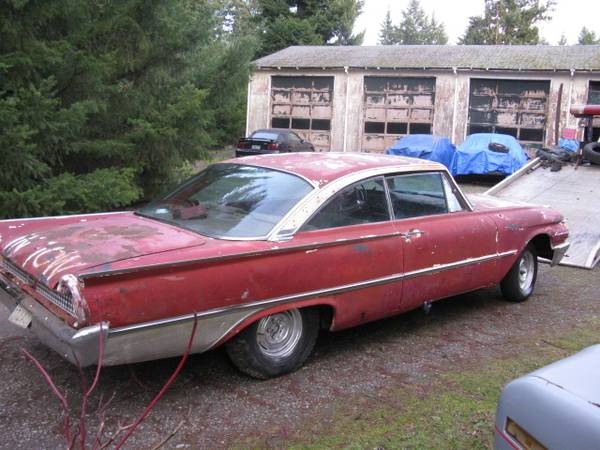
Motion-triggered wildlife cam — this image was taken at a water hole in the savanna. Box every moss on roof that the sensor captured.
[254,45,600,71]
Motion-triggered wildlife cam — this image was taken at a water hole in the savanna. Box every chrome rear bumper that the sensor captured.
[0,273,105,366]
[1,272,260,367]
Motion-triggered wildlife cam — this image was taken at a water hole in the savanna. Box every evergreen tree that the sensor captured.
[0,0,257,218]
[427,15,449,45]
[578,27,600,44]
[557,34,567,45]
[377,0,448,45]
[378,9,396,45]
[257,0,364,56]
[459,0,554,45]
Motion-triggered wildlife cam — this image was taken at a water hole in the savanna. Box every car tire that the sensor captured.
[583,142,600,165]
[500,244,538,302]
[225,307,319,379]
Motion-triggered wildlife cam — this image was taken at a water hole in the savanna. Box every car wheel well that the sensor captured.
[315,304,334,330]
[530,234,553,260]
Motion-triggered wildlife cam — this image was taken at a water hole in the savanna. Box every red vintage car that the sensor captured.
[0,153,569,379]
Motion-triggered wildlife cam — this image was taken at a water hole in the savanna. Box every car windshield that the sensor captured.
[136,163,313,239]
[251,131,280,141]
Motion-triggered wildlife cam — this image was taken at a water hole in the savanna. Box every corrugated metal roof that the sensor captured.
[253,45,600,71]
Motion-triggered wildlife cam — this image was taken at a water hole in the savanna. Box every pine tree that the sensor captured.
[428,15,449,45]
[257,0,364,56]
[379,9,396,45]
[378,0,448,45]
[557,34,567,45]
[0,0,257,218]
[578,27,600,44]
[459,0,555,45]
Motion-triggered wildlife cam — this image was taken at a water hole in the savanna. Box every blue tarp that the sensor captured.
[385,134,456,169]
[559,138,579,152]
[450,133,528,176]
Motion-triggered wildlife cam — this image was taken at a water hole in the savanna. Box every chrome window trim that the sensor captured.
[107,249,517,338]
[268,164,442,240]
[269,166,472,240]
[441,169,474,211]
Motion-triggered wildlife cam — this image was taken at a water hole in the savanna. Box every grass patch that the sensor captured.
[239,321,600,449]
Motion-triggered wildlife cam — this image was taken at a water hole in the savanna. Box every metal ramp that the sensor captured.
[486,158,600,269]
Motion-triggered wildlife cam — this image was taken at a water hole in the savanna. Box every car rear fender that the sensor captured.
[214,299,336,347]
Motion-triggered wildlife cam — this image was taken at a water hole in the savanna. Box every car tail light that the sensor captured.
[267,142,279,151]
[236,140,245,149]
[506,418,546,450]
[58,274,89,325]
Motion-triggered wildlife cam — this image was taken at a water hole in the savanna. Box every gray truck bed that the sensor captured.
[486,158,600,269]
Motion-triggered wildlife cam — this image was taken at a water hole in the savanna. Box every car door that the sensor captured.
[385,171,499,310]
[287,175,405,329]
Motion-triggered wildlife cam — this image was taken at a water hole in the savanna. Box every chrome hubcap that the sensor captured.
[518,251,535,291]
[256,309,303,359]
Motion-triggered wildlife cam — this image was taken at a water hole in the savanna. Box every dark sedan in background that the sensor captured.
[236,129,315,157]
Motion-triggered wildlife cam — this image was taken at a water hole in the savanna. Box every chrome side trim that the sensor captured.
[80,232,402,279]
[2,249,518,366]
[108,249,517,338]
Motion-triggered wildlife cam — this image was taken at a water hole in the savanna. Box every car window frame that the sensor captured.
[383,170,469,221]
[270,168,474,241]
[440,172,468,213]
[135,162,318,241]
[298,175,394,233]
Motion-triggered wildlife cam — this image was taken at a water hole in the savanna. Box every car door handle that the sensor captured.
[400,229,425,239]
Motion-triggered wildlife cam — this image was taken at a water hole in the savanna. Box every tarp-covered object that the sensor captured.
[386,135,456,169]
[450,133,528,176]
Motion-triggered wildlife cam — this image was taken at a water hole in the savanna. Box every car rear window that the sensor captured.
[251,131,280,141]
[137,164,313,239]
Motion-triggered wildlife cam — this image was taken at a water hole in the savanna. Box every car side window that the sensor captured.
[386,172,448,219]
[288,132,301,143]
[301,177,390,231]
[442,174,465,213]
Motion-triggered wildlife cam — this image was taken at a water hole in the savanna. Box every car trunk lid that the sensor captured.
[0,212,205,287]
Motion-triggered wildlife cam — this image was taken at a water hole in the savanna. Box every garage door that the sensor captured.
[270,76,333,152]
[468,79,550,144]
[362,76,436,153]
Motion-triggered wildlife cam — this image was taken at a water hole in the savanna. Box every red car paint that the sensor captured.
[0,153,569,366]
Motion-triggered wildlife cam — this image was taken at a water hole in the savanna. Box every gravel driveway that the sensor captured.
[1,262,598,449]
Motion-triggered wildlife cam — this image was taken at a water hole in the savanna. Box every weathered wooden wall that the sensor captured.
[247,68,599,152]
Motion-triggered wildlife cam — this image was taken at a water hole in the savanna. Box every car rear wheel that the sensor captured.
[500,244,538,302]
[225,308,319,379]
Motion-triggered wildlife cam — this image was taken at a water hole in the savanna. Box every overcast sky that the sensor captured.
[355,0,600,45]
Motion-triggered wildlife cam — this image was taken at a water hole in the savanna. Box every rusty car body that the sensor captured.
[0,153,570,378]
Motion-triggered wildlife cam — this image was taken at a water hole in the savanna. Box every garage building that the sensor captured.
[247,45,600,152]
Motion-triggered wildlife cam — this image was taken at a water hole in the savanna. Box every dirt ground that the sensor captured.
[0,178,597,449]
[1,258,598,449]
